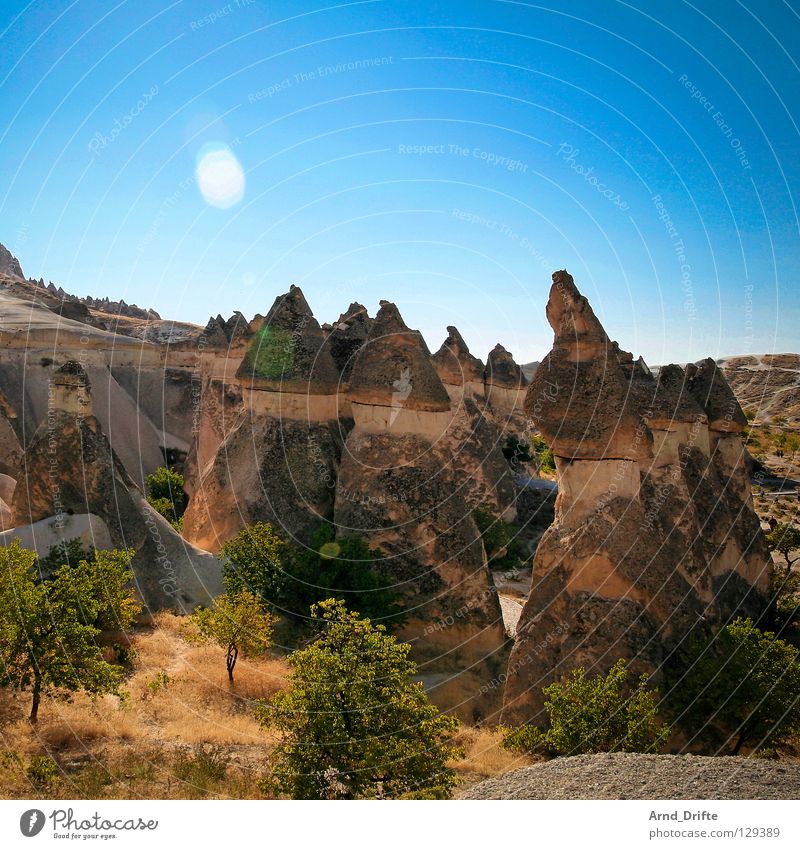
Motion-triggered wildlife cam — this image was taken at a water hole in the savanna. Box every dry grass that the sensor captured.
[0,613,523,799]
[0,613,289,799]
[451,725,538,795]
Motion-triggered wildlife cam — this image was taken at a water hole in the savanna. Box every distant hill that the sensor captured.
[718,354,800,424]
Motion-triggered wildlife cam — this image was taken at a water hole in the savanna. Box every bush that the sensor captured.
[502,434,533,467]
[473,508,526,571]
[282,523,403,626]
[220,522,294,606]
[26,755,58,789]
[36,537,94,578]
[145,467,187,528]
[670,617,800,754]
[531,433,556,474]
[172,745,229,785]
[502,659,667,756]
[221,522,404,628]
[257,599,462,799]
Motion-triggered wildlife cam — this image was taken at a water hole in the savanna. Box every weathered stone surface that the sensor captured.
[325,302,372,379]
[502,271,771,726]
[10,362,221,610]
[182,413,345,552]
[334,429,509,721]
[485,343,527,389]
[525,272,648,460]
[687,357,748,433]
[236,285,340,394]
[347,301,451,412]
[0,243,24,279]
[433,326,485,387]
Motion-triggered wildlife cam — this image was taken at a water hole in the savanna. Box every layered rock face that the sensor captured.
[0,243,24,279]
[323,302,372,379]
[11,362,221,610]
[335,303,508,721]
[484,343,528,417]
[432,326,517,518]
[182,286,344,551]
[502,271,771,725]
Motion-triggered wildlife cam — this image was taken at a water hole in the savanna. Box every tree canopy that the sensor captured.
[257,599,462,799]
[0,541,141,721]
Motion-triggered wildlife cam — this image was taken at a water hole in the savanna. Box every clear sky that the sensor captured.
[1,0,798,365]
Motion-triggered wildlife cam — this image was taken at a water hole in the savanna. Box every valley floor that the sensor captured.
[0,613,530,800]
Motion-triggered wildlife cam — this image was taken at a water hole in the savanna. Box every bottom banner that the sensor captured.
[0,800,796,848]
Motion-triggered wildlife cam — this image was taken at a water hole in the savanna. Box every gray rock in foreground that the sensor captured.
[462,753,800,800]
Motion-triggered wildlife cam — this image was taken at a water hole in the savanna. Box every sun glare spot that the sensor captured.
[195,143,245,208]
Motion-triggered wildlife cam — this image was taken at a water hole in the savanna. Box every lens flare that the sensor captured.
[195,143,244,208]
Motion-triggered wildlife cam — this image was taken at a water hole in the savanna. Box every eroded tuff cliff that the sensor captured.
[182,286,345,551]
[10,362,221,610]
[335,301,509,721]
[501,270,771,725]
[432,326,517,518]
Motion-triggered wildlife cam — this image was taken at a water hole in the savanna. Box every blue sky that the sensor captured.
[1,0,798,364]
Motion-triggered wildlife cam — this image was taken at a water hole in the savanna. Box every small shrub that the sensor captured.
[530,433,556,474]
[36,537,95,578]
[502,659,667,756]
[502,434,533,467]
[142,671,172,699]
[473,508,526,571]
[146,467,187,527]
[172,745,229,784]
[26,755,59,788]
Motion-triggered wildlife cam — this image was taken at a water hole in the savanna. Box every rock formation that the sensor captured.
[501,270,771,725]
[432,326,517,518]
[11,362,221,610]
[324,302,372,379]
[0,243,24,279]
[182,286,344,551]
[484,343,528,417]
[334,302,509,721]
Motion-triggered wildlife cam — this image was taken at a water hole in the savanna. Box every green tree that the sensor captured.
[0,541,141,722]
[502,434,533,468]
[182,591,274,683]
[766,523,800,572]
[283,524,403,626]
[36,537,94,578]
[257,599,462,799]
[671,618,800,754]
[531,433,556,474]
[219,522,294,606]
[765,523,800,631]
[502,659,667,756]
[145,466,187,527]
[473,507,526,571]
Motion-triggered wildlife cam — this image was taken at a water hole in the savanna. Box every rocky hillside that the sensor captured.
[719,354,800,424]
